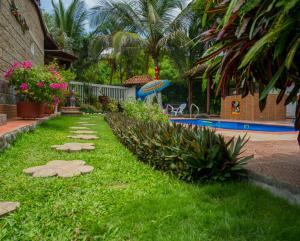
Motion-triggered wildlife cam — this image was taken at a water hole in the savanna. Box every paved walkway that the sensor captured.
[0,119,37,136]
[0,116,55,136]
[218,129,300,189]
[244,140,300,188]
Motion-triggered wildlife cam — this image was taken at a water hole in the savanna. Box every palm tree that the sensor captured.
[91,0,187,79]
[165,0,206,110]
[49,0,87,50]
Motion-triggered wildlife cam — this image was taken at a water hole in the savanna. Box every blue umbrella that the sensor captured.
[137,80,171,98]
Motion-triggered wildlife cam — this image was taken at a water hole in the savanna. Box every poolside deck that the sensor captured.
[172,117,300,203]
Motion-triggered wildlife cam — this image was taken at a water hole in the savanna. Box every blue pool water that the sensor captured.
[171,119,296,132]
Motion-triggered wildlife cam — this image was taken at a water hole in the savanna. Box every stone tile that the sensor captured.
[71,130,96,134]
[81,124,96,126]
[23,160,94,178]
[0,202,20,217]
[51,143,95,152]
[69,126,89,130]
[67,135,99,140]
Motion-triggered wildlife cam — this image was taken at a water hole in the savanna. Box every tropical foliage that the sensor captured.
[122,99,168,122]
[91,0,189,78]
[106,113,251,181]
[194,0,300,141]
[44,0,87,51]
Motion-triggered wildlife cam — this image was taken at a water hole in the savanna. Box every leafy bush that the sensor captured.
[80,104,101,113]
[123,99,168,123]
[105,113,251,181]
[107,99,119,113]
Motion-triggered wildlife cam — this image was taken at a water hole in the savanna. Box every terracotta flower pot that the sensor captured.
[17,101,45,119]
[44,104,55,115]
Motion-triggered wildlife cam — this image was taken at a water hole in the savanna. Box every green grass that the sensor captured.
[0,116,299,241]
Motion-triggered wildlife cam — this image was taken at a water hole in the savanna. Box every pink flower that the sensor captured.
[49,83,61,89]
[22,61,32,69]
[4,68,14,79]
[4,62,22,79]
[12,62,21,69]
[20,83,28,90]
[36,82,45,88]
[48,65,56,72]
[60,82,68,89]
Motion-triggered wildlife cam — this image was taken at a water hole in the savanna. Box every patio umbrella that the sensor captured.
[137,80,171,98]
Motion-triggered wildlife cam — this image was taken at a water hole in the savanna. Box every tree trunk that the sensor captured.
[144,52,149,74]
[296,96,300,145]
[187,78,193,111]
[154,57,160,80]
[207,77,211,115]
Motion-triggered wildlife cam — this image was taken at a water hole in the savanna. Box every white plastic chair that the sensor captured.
[168,103,187,116]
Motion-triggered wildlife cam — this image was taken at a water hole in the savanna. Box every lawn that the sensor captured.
[0,116,300,241]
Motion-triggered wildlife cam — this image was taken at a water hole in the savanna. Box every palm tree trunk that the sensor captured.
[187,78,193,110]
[144,52,149,74]
[207,77,211,115]
[154,57,160,80]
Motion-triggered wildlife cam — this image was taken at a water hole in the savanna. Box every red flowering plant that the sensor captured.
[4,61,68,104]
[4,61,51,103]
[47,64,69,107]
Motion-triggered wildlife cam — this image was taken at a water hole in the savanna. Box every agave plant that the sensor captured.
[194,0,300,143]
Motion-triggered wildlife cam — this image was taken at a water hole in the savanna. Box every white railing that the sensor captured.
[69,81,136,104]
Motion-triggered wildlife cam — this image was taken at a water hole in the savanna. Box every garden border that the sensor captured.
[0,113,60,151]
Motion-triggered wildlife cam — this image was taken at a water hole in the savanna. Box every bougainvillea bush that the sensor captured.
[4,61,68,104]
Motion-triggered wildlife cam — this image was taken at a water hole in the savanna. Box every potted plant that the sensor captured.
[4,61,67,118]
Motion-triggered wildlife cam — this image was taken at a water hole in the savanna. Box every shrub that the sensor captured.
[122,99,168,123]
[80,104,101,113]
[105,113,251,181]
[107,99,119,113]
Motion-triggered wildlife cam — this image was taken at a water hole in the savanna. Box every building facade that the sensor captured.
[0,0,44,118]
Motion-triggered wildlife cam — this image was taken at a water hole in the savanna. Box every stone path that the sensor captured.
[81,124,96,126]
[24,160,94,178]
[67,135,99,140]
[52,143,95,152]
[70,126,89,130]
[71,130,96,134]
[0,202,20,217]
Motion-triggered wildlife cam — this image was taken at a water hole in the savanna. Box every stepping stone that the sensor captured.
[81,124,96,126]
[70,126,89,130]
[71,130,96,134]
[0,202,20,217]
[52,143,95,152]
[23,160,94,178]
[76,122,89,124]
[67,135,99,140]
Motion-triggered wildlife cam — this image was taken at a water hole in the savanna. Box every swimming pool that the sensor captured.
[171,119,296,132]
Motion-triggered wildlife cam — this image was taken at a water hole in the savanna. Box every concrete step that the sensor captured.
[0,114,7,126]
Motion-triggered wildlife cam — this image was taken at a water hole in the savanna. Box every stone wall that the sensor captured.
[0,0,44,118]
[221,93,286,121]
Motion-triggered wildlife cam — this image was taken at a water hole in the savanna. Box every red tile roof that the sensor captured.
[124,75,153,86]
